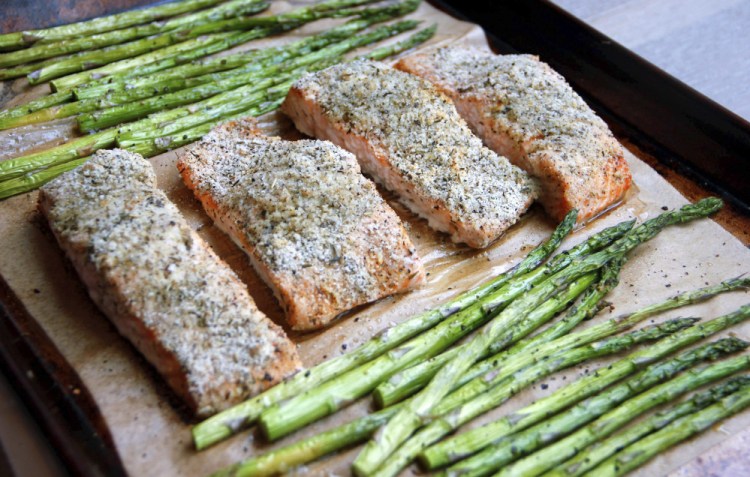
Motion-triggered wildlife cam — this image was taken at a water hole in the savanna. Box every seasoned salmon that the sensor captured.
[395,46,632,223]
[176,119,425,331]
[39,149,301,417]
[281,60,538,249]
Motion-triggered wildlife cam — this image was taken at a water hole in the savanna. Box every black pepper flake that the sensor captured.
[263,372,273,382]
[540,383,548,390]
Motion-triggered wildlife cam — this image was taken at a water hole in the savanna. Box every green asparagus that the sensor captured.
[547,375,750,477]
[77,20,418,132]
[373,318,700,477]
[353,199,725,476]
[424,303,750,470]
[373,258,623,408]
[44,0,393,89]
[0,0,224,50]
[493,343,750,477]
[0,0,269,68]
[583,381,750,476]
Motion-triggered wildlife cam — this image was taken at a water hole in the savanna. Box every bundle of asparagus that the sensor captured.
[192,199,749,477]
[0,0,433,200]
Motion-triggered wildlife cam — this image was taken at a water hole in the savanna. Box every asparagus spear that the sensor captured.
[0,96,123,131]
[104,16,416,105]
[0,156,88,200]
[372,318,699,477]
[125,24,439,157]
[43,0,389,89]
[374,258,623,408]
[190,208,578,451]
[0,0,224,50]
[0,0,269,67]
[30,31,234,86]
[211,404,406,477]
[584,382,750,477]
[0,91,75,127]
[548,375,750,477]
[424,303,750,471]
[352,200,725,476]
[213,319,692,477]
[1,13,411,131]
[77,20,419,132]
[72,14,393,101]
[492,343,750,477]
[374,269,603,407]
[0,129,117,184]
[0,54,76,80]
[432,275,750,422]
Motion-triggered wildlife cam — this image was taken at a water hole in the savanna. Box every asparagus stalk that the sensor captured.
[0,156,88,200]
[0,129,117,183]
[214,319,692,477]
[44,0,389,89]
[374,258,622,408]
[424,303,750,470]
[190,209,578,451]
[78,20,419,132]
[0,91,75,127]
[352,200,724,475]
[31,31,235,86]
[492,343,750,477]
[2,13,411,131]
[0,0,224,50]
[374,270,602,407]
[125,24,439,157]
[72,14,393,101]
[373,318,699,477]
[104,16,415,105]
[548,375,750,477]
[584,382,750,477]
[211,404,406,477]
[431,275,750,422]
[0,96,123,131]
[0,54,77,80]
[0,0,269,68]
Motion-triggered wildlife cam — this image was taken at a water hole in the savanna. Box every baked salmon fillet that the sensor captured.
[176,119,425,331]
[39,149,301,417]
[395,46,632,223]
[281,60,538,249]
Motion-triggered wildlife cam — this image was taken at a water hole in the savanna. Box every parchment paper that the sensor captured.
[1,2,749,476]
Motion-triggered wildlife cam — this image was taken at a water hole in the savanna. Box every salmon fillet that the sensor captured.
[176,119,425,331]
[395,46,632,223]
[281,60,538,249]
[39,149,301,417]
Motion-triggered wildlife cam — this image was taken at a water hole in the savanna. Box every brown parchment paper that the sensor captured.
[1,2,749,476]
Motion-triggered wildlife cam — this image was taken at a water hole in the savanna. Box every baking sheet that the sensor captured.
[1,1,749,475]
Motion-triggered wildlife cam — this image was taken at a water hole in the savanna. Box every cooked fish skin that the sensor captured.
[39,149,301,417]
[177,119,425,331]
[395,46,632,223]
[281,60,538,249]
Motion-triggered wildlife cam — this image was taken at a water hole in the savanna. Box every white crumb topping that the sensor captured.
[293,60,538,235]
[41,149,294,414]
[420,47,622,172]
[181,131,421,300]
